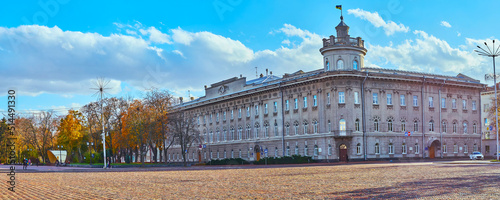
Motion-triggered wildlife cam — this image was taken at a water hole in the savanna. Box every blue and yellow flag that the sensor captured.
[336,5,342,10]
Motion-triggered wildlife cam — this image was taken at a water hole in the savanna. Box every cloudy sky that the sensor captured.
[0,0,498,116]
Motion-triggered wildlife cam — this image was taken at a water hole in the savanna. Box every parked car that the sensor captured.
[469,152,484,160]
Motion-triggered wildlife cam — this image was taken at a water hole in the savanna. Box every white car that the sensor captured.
[469,152,484,160]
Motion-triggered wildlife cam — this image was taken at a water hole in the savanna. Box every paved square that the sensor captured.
[2,162,499,199]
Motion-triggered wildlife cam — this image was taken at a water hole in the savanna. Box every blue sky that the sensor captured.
[0,0,498,116]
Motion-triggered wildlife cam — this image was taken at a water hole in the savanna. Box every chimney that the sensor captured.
[204,85,207,89]
[240,74,242,78]
[270,71,273,75]
[260,73,264,78]
[179,97,183,103]
[190,97,195,101]
[266,68,268,76]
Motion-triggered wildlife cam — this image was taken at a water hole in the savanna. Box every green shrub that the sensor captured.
[254,155,315,165]
[206,158,250,165]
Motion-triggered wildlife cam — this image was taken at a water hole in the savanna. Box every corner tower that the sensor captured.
[320,15,367,71]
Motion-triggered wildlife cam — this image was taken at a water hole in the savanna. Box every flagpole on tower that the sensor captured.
[336,5,343,20]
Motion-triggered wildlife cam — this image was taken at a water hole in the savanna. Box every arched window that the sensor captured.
[339,119,346,135]
[401,120,406,132]
[246,124,251,139]
[274,121,279,137]
[356,143,361,154]
[314,145,319,156]
[414,120,419,132]
[328,144,332,155]
[285,122,290,136]
[472,123,477,134]
[402,143,407,154]
[388,143,394,154]
[388,119,393,132]
[294,121,299,135]
[303,120,309,134]
[263,121,269,137]
[328,120,332,132]
[429,120,434,132]
[326,59,330,70]
[452,121,457,133]
[374,119,379,132]
[375,143,380,154]
[355,119,360,132]
[463,122,468,134]
[337,59,344,70]
[238,126,243,140]
[313,120,319,134]
[353,60,358,70]
[254,122,260,138]
[453,143,458,153]
[295,145,299,155]
[442,121,447,133]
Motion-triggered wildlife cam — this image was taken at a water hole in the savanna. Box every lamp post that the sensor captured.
[476,40,500,161]
[57,145,63,165]
[87,142,94,165]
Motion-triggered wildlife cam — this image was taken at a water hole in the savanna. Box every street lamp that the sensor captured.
[87,142,94,165]
[57,145,63,166]
[476,40,500,161]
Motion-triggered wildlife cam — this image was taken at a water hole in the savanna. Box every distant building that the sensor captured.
[480,85,499,157]
[167,16,484,162]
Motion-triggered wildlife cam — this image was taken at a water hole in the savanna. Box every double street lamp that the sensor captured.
[57,145,63,165]
[87,142,94,165]
[476,40,500,161]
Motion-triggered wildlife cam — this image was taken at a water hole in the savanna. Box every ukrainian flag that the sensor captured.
[336,5,342,10]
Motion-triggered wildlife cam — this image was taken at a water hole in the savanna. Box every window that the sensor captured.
[453,121,457,133]
[313,120,318,133]
[197,116,200,125]
[238,108,242,118]
[486,145,490,154]
[273,102,278,113]
[286,146,290,156]
[264,123,269,137]
[216,130,220,142]
[413,96,418,106]
[414,120,419,132]
[246,107,250,117]
[473,123,477,134]
[294,98,298,109]
[464,144,468,153]
[339,92,345,103]
[239,149,242,158]
[454,144,458,153]
[230,128,235,140]
[373,93,379,104]
[442,121,447,133]
[326,59,330,70]
[285,100,289,111]
[328,144,332,155]
[402,143,407,154]
[327,93,331,105]
[231,110,234,120]
[355,119,360,132]
[304,145,308,156]
[388,143,394,154]
[337,59,344,69]
[246,125,251,139]
[223,111,226,121]
[254,123,259,138]
[303,121,309,134]
[472,100,476,110]
[210,114,213,123]
[373,119,379,132]
[255,105,259,116]
[429,97,433,108]
[463,122,467,134]
[484,118,488,126]
[452,99,457,109]
[441,98,446,108]
[353,60,358,70]
[443,144,447,153]
[354,92,359,104]
[375,143,380,154]
[400,95,406,106]
[462,100,467,109]
[388,119,393,132]
[401,120,406,132]
[264,104,268,114]
[429,120,434,132]
[356,143,361,154]
[294,121,299,135]
[231,150,234,158]
[203,115,206,124]
[295,146,299,155]
[415,143,419,154]
[313,95,317,106]
[274,122,279,137]
[387,94,392,105]
[314,145,319,156]
[285,123,290,136]
[238,127,242,140]
[339,119,346,135]
[223,130,227,141]
[274,147,278,158]
[303,97,308,108]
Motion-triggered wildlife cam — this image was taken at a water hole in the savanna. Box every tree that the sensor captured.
[144,89,173,163]
[168,111,200,167]
[14,111,57,163]
[56,110,86,162]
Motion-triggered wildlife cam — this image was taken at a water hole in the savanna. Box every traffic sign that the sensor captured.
[203,144,206,148]
[489,125,494,131]
[264,149,268,154]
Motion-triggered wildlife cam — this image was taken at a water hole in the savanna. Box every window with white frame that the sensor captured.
[239,149,242,158]
[356,143,361,154]
[413,95,418,106]
[373,93,379,104]
[246,107,250,117]
[464,144,468,153]
[238,108,242,118]
[231,150,234,158]
[326,59,330,70]
[387,94,392,105]
[328,144,332,155]
[388,119,393,132]
[254,123,259,138]
[314,145,319,156]
[375,143,380,154]
[443,144,447,153]
[264,103,268,114]
[230,128,235,140]
[223,111,226,121]
[339,119,346,135]
[388,143,394,154]
[294,121,299,135]
[462,100,467,110]
[286,146,290,156]
[313,120,318,133]
[429,97,433,108]
[402,143,407,154]
[400,94,406,106]
[415,143,419,154]
[414,120,419,132]
[327,93,331,105]
[454,144,458,153]
[231,109,234,120]
[328,120,332,132]
[255,105,259,116]
[285,123,290,136]
[210,114,213,123]
[452,99,457,109]
[303,96,307,108]
[401,120,406,132]
[274,122,279,137]
[337,59,344,70]
[238,127,242,140]
[313,95,317,106]
[264,122,269,137]
[285,100,289,111]
[473,123,477,134]
[273,102,278,113]
[354,92,359,104]
[303,121,309,134]
[442,121,447,133]
[453,121,457,133]
[441,98,446,108]
[355,119,360,132]
[294,98,298,109]
[353,60,358,70]
[246,125,251,139]
[339,92,345,104]
[463,122,467,134]
[223,130,227,141]
[374,119,379,132]
[429,120,434,132]
[472,100,476,110]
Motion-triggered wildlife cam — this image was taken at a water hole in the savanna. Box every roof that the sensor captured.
[245,75,281,85]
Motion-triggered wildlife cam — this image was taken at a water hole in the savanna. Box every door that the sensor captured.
[339,144,347,162]
[429,145,435,158]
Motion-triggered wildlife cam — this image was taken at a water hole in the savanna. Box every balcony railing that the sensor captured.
[322,36,364,48]
[330,130,354,137]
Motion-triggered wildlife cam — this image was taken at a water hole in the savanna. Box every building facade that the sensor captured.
[481,86,499,157]
[166,17,484,163]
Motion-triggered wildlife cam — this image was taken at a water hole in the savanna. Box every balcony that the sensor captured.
[322,36,365,48]
[331,130,354,138]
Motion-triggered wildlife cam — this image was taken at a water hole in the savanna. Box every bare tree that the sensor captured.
[168,111,200,166]
[144,89,173,163]
[16,111,58,163]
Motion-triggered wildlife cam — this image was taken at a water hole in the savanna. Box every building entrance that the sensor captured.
[339,144,347,162]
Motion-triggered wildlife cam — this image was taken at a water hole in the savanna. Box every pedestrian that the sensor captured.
[107,157,111,169]
[23,158,27,170]
[28,159,31,166]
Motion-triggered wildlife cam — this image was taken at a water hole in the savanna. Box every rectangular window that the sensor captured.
[354,92,359,104]
[373,93,378,104]
[327,93,331,105]
[197,116,200,125]
[400,95,406,106]
[285,100,289,111]
[216,113,219,122]
[415,144,419,154]
[441,98,446,108]
[264,103,268,114]
[246,107,250,117]
[210,114,213,123]
[313,95,317,106]
[452,99,456,109]
[223,112,226,121]
[464,144,468,153]
[472,100,476,110]
[356,145,361,154]
[484,104,490,112]
[462,100,467,109]
[238,108,242,118]
[303,97,307,108]
[443,144,447,153]
[387,94,392,105]
[413,96,418,106]
[294,98,298,109]
[402,143,407,154]
[231,110,234,119]
[255,105,259,115]
[339,92,345,104]
[485,118,488,126]
[429,97,433,108]
[389,144,394,154]
[375,144,380,154]
[273,102,278,113]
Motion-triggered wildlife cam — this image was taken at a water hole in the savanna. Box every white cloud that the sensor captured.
[348,8,409,36]
[440,21,452,28]
[457,32,461,37]
[139,26,172,44]
[281,39,291,46]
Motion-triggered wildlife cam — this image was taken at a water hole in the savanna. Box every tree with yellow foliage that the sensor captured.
[56,110,86,162]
